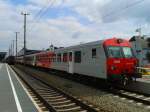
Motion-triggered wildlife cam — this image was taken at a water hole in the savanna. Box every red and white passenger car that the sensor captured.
[16,38,141,85]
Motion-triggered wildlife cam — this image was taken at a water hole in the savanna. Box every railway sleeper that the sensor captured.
[40,93,61,97]
[36,89,55,93]
[50,100,71,105]
[43,95,64,99]
[56,106,81,112]
[122,92,150,100]
[47,97,67,102]
[53,103,76,108]
[40,106,47,110]
[143,97,150,101]
[32,86,49,90]
[31,84,49,88]
[135,95,144,98]
[80,110,87,112]
[51,102,77,108]
[38,91,58,95]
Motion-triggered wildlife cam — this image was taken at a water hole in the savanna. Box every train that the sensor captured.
[15,38,141,86]
[5,56,15,65]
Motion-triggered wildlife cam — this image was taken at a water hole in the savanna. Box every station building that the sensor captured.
[130,36,150,66]
[0,52,6,61]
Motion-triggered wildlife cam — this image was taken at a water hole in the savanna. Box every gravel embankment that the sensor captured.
[15,65,150,112]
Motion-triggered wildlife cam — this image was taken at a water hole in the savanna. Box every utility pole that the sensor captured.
[12,40,15,56]
[11,42,13,56]
[9,46,11,56]
[135,28,142,37]
[21,12,29,62]
[15,32,19,57]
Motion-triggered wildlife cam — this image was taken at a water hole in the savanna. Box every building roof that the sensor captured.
[17,48,42,56]
[130,36,148,49]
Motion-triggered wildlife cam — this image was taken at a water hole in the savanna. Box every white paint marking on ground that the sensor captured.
[8,65,43,112]
[0,63,3,70]
[6,64,23,112]
[0,65,2,70]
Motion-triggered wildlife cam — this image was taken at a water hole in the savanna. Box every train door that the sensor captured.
[68,51,74,74]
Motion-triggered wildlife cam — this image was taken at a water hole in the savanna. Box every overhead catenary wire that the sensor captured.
[103,0,145,19]
[36,0,56,20]
[31,0,53,22]
[28,0,56,33]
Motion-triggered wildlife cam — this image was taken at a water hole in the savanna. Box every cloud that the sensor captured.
[0,0,150,52]
[27,16,102,50]
[28,0,50,6]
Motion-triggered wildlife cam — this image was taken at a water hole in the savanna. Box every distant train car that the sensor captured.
[16,38,140,85]
[24,54,36,66]
[36,51,54,68]
[15,56,23,64]
[6,56,15,65]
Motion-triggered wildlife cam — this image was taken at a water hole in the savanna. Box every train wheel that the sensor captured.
[121,76,128,86]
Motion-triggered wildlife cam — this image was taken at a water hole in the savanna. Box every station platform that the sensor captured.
[124,77,150,95]
[137,75,150,83]
[0,63,38,112]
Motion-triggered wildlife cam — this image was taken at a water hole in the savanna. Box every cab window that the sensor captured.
[107,46,123,58]
[122,47,133,58]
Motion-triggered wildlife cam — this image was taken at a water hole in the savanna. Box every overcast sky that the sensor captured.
[0,0,149,52]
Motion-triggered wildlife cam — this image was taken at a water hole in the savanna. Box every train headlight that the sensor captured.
[111,66,116,70]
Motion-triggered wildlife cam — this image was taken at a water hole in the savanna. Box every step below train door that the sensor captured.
[68,51,74,74]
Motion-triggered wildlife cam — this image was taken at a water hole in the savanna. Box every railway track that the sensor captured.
[110,88,150,107]
[14,65,150,111]
[11,66,101,112]
[43,67,150,107]
[40,67,150,107]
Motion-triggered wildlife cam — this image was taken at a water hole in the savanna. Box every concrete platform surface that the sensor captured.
[0,63,38,112]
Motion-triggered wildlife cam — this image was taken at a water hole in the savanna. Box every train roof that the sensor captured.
[16,37,129,57]
[54,37,128,52]
[55,40,104,52]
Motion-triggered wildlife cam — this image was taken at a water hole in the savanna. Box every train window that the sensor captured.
[92,48,96,58]
[63,53,68,62]
[53,54,56,62]
[69,52,72,61]
[57,54,61,62]
[75,51,81,63]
